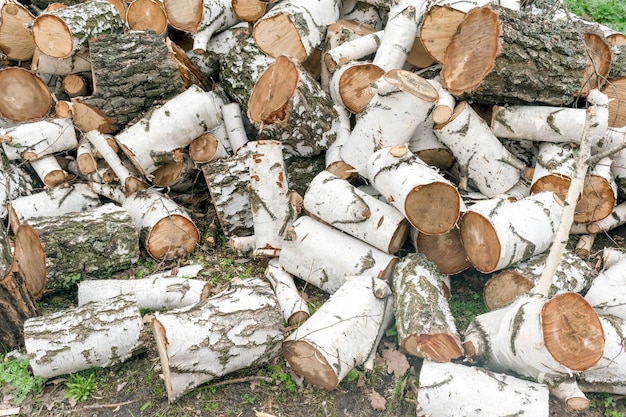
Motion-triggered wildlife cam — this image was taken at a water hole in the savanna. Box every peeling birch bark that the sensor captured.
[152,278,284,403]
[24,294,144,378]
[392,253,463,361]
[77,265,209,309]
[367,144,460,235]
[0,117,77,161]
[417,360,549,417]
[265,258,309,326]
[283,276,393,390]
[459,192,563,273]
[304,170,410,254]
[278,216,398,293]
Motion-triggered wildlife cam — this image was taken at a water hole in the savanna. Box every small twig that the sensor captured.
[82,400,135,409]
[207,375,274,389]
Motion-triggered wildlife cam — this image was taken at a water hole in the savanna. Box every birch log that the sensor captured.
[324,30,383,73]
[304,170,410,254]
[417,360,549,416]
[411,223,471,276]
[24,294,144,378]
[339,69,438,177]
[324,105,357,180]
[30,155,71,189]
[77,265,209,310]
[122,188,199,261]
[248,55,340,157]
[584,254,626,319]
[328,60,385,113]
[31,0,123,59]
[0,117,77,161]
[283,276,394,390]
[116,85,222,178]
[0,0,36,61]
[221,102,247,153]
[31,46,92,75]
[189,129,230,164]
[367,144,461,235]
[602,77,626,128]
[459,192,563,273]
[0,67,53,123]
[265,258,309,326]
[573,201,626,234]
[392,253,463,362]
[463,292,605,381]
[151,278,284,403]
[482,249,595,310]
[0,158,36,219]
[278,216,398,293]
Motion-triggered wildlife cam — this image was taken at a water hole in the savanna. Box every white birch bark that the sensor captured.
[221,102,247,154]
[324,104,356,180]
[29,155,70,189]
[574,233,595,257]
[407,114,455,170]
[76,136,97,174]
[0,117,77,161]
[278,216,398,293]
[584,254,626,319]
[459,191,563,273]
[151,278,284,403]
[265,258,309,326]
[372,5,417,71]
[417,360,549,417]
[327,60,385,113]
[427,77,456,124]
[366,144,461,235]
[191,0,239,55]
[283,276,394,390]
[77,265,208,309]
[304,170,410,254]
[24,294,144,378]
[433,101,524,197]
[115,86,222,178]
[228,234,256,253]
[0,158,36,219]
[324,30,383,73]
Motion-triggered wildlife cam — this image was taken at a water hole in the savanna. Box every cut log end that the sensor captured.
[419,5,467,64]
[601,77,626,128]
[0,68,52,122]
[148,214,200,260]
[459,210,501,273]
[541,292,605,371]
[402,333,464,363]
[32,14,73,58]
[150,318,174,402]
[232,0,266,22]
[282,340,338,390]
[576,175,615,223]
[248,55,298,125]
[483,271,534,311]
[189,133,221,163]
[383,69,439,103]
[253,13,306,61]
[578,33,611,96]
[388,219,411,254]
[13,224,47,299]
[414,227,471,275]
[126,0,167,35]
[337,63,385,114]
[151,161,184,187]
[325,163,357,181]
[405,182,459,235]
[287,311,309,327]
[162,0,202,33]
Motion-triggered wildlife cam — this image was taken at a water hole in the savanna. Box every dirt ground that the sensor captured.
[2,197,626,417]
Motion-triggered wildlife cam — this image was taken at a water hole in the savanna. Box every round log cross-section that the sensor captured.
[0,67,52,122]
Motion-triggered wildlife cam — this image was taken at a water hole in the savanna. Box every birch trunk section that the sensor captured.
[584,255,626,319]
[151,278,284,403]
[24,294,144,378]
[265,258,309,326]
[0,117,77,161]
[283,276,393,390]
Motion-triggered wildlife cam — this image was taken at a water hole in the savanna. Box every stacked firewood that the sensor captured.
[1,0,626,413]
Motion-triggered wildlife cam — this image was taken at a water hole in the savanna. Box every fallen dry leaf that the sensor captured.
[381,347,410,378]
[368,390,386,411]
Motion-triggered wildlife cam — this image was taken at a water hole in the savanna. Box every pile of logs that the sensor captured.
[1,0,626,413]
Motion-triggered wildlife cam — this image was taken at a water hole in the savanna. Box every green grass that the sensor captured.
[0,358,46,405]
[64,370,100,402]
[563,0,626,32]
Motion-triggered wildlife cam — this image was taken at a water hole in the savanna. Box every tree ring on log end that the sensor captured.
[32,14,73,58]
[0,68,52,122]
[419,5,466,64]
[441,6,501,96]
[541,292,604,371]
[575,175,615,223]
[151,161,184,187]
[148,214,199,260]
[601,77,626,128]
[403,333,464,363]
[578,33,611,96]
[415,228,471,275]
[387,218,411,254]
[282,340,338,390]
[248,55,298,126]
[127,0,168,35]
[338,63,384,114]
[459,211,500,273]
[384,69,439,103]
[253,13,306,62]
[404,182,459,235]
[483,271,534,311]
[163,0,202,33]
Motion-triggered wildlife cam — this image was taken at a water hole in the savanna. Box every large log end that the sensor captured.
[402,333,464,362]
[282,340,339,390]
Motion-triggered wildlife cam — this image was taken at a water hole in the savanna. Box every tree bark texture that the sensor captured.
[584,254,626,320]
[0,117,77,161]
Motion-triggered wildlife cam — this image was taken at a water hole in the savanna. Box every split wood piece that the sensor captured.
[324,30,383,73]
[411,224,471,276]
[248,55,340,157]
[602,77,626,128]
[265,258,309,326]
[0,67,53,123]
[252,0,341,62]
[62,73,90,97]
[366,144,460,235]
[126,0,168,36]
[459,192,563,273]
[188,129,230,163]
[464,292,605,381]
[417,360,549,416]
[392,253,463,362]
[483,249,595,311]
[150,153,199,192]
[576,314,626,395]
[166,38,212,91]
[584,254,626,319]
[152,278,284,403]
[248,140,298,257]
[116,85,221,177]
[85,130,149,195]
[201,143,254,237]
[77,265,208,309]
[221,103,246,154]
[550,379,589,411]
[434,101,525,197]
[80,31,186,133]
[0,158,36,219]
[0,1,36,61]
[29,155,71,189]
[28,203,140,292]
[530,143,616,223]
[122,188,199,261]
[407,114,455,170]
[328,60,385,113]
[441,5,589,105]
[278,215,398,293]
[340,69,438,177]
[232,0,266,22]
[11,223,47,302]
[324,104,357,180]
[69,98,117,134]
[218,35,274,112]
[24,294,144,378]
[32,0,123,59]
[0,117,77,161]
[0,224,41,349]
[304,170,410,254]
[283,276,394,390]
